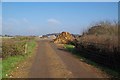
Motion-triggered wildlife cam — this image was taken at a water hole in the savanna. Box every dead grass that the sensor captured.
[77,21,119,53]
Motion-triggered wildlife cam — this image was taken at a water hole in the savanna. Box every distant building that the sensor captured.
[48,35,56,39]
[39,35,42,38]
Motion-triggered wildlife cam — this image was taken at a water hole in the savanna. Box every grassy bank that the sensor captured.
[2,40,36,78]
[0,59,2,79]
[64,44,120,78]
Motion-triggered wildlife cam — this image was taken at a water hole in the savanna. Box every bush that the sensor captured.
[2,38,27,59]
[76,20,119,53]
[74,21,119,72]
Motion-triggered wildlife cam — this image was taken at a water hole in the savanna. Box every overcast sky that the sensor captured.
[2,2,118,36]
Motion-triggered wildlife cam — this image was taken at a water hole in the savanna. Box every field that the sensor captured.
[2,37,36,78]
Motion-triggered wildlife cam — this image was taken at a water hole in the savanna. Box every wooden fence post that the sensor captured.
[25,43,27,54]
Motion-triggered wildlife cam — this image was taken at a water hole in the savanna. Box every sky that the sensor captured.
[1,0,120,2]
[0,2,2,35]
[2,2,118,36]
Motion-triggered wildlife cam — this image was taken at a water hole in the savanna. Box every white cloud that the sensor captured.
[47,18,61,26]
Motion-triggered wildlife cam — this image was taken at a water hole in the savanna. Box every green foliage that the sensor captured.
[64,44,75,52]
[27,40,36,55]
[0,59,2,79]
[64,44,75,49]
[2,55,25,78]
[2,40,36,78]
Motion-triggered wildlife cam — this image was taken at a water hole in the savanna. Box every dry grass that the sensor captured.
[77,21,119,53]
[2,37,35,59]
[2,39,26,59]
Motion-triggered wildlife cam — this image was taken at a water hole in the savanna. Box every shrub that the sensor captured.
[2,38,27,59]
[76,20,119,53]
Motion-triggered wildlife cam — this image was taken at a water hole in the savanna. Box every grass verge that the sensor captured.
[64,44,120,78]
[0,59,2,79]
[2,40,36,78]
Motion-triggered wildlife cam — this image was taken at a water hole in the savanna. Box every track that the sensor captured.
[10,39,107,78]
[28,40,106,78]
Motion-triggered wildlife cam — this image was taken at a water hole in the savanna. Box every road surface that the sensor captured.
[10,39,107,78]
